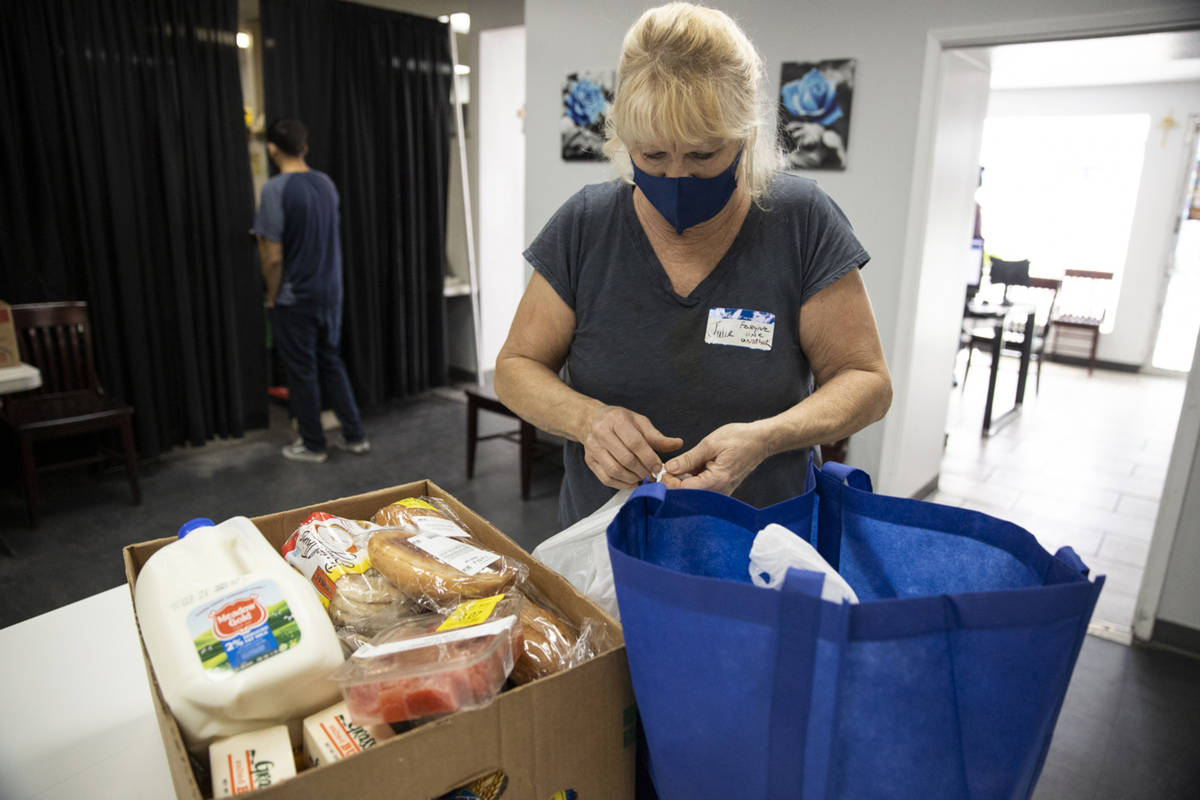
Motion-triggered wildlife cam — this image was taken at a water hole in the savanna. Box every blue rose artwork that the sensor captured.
[562,70,615,161]
[778,58,856,170]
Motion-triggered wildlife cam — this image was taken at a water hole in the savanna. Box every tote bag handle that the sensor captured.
[815,461,873,571]
[820,461,873,492]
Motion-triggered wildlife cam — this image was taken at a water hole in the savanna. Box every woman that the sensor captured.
[495,3,891,527]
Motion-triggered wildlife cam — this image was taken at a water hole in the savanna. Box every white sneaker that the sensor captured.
[334,437,371,455]
[281,440,328,463]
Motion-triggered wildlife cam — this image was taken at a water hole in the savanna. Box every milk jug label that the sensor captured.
[188,580,299,678]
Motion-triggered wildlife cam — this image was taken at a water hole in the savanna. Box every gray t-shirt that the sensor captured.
[524,173,870,527]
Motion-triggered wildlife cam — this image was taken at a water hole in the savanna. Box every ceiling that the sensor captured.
[961,29,1200,90]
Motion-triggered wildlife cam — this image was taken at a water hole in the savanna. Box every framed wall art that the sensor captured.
[562,70,614,161]
[778,59,856,170]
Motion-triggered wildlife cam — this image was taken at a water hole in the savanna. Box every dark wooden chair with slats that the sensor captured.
[2,302,140,526]
[1048,270,1114,375]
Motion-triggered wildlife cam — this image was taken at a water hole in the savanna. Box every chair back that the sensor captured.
[996,277,1060,338]
[986,257,1031,304]
[1026,277,1061,335]
[1055,269,1114,326]
[10,302,102,395]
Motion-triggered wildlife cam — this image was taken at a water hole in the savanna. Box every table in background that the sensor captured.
[963,301,1037,437]
[0,586,174,799]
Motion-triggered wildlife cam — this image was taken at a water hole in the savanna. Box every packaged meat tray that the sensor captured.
[329,594,525,725]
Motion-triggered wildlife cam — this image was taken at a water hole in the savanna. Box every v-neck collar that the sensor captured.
[621,183,761,307]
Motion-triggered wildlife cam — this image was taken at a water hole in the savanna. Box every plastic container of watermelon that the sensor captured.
[328,594,525,725]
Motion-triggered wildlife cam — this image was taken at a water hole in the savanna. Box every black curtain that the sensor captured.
[261,0,452,406]
[0,0,266,457]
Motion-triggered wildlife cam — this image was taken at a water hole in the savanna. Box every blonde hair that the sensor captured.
[603,3,781,202]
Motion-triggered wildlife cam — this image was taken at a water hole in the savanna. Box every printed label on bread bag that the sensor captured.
[394,498,439,511]
[393,498,469,537]
[188,580,299,679]
[437,594,506,631]
[705,307,775,351]
[281,513,374,607]
[408,533,500,575]
[411,516,469,538]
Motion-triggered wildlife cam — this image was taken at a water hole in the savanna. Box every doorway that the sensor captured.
[1151,114,1200,372]
[919,29,1200,641]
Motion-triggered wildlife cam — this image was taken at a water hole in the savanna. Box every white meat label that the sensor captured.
[408,533,500,575]
[705,308,775,351]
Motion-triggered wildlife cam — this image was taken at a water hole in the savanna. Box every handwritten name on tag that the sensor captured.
[705,308,775,351]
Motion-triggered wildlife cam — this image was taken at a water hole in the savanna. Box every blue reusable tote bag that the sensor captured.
[607,462,1103,800]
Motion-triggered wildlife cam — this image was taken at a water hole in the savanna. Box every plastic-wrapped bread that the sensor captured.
[372,497,472,539]
[281,512,418,632]
[367,526,527,609]
[510,594,578,684]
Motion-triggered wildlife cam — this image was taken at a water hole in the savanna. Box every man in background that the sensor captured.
[253,119,368,463]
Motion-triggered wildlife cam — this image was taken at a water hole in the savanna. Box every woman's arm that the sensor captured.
[494,272,683,489]
[664,268,891,492]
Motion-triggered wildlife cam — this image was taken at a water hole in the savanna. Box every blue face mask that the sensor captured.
[632,150,743,235]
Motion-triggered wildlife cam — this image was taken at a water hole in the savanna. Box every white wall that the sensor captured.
[524,0,1200,490]
[888,50,991,498]
[986,81,1200,367]
[478,26,526,373]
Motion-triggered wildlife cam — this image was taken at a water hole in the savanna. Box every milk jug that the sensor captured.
[135,516,345,749]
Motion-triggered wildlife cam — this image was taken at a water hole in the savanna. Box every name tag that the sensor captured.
[705,308,775,351]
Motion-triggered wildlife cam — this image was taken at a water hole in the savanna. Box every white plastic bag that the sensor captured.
[531,489,631,621]
[748,523,859,603]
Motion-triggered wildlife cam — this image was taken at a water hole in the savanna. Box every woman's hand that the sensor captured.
[582,405,683,489]
[660,422,770,495]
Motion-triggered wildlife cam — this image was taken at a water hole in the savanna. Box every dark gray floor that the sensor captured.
[0,389,564,627]
[2,389,1198,799]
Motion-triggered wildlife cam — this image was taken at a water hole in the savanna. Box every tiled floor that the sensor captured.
[930,351,1188,635]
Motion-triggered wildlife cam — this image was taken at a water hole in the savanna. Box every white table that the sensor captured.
[0,362,41,394]
[0,587,176,799]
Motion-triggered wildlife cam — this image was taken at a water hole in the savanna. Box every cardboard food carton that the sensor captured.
[123,480,636,799]
[0,301,19,368]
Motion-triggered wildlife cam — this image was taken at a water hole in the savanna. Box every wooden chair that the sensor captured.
[963,277,1062,394]
[1048,270,1114,375]
[2,302,141,526]
[464,384,554,500]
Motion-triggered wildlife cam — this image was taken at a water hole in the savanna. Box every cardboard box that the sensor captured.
[0,301,19,368]
[123,480,636,799]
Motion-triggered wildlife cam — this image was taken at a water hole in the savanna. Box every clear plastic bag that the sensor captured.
[367,502,528,611]
[281,512,421,629]
[371,496,472,539]
[508,586,601,685]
